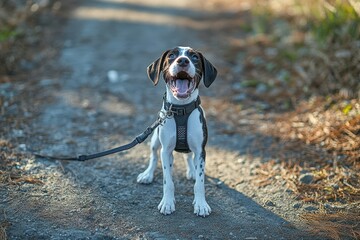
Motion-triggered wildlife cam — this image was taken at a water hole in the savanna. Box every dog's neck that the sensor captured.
[165,87,199,105]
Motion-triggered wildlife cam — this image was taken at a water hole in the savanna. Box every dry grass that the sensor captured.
[241,0,360,208]
[0,227,7,240]
[0,209,9,240]
[261,98,360,203]
[302,212,360,240]
[211,0,360,203]
[0,141,43,186]
[208,0,359,238]
[0,218,10,240]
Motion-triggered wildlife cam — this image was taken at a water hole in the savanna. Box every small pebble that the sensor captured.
[293,203,302,209]
[107,70,119,83]
[265,200,276,207]
[299,173,314,184]
[304,206,318,212]
[19,144,27,151]
[13,129,24,137]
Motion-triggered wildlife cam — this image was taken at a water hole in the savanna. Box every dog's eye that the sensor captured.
[168,53,176,59]
[191,54,199,61]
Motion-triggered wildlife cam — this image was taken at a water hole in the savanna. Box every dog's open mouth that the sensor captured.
[168,71,196,99]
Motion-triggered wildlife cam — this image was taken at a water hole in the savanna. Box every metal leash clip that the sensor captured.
[166,104,175,117]
[158,104,174,125]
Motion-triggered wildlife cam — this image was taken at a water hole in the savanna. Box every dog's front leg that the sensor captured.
[193,151,211,217]
[158,147,176,215]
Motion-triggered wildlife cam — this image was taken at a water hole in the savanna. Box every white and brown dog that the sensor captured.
[137,46,217,217]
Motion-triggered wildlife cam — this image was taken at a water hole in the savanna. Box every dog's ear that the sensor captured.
[147,50,170,86]
[199,52,217,88]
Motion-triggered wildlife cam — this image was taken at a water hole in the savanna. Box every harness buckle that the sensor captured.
[167,104,185,116]
[176,108,185,115]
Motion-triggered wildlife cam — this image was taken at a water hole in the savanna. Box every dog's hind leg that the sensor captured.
[137,128,160,184]
[184,153,195,180]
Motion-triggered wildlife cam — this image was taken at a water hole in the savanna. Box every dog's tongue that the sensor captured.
[175,79,189,94]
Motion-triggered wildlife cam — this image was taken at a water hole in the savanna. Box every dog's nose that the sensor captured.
[177,57,190,67]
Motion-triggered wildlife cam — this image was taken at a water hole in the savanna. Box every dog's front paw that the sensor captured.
[137,169,154,184]
[158,197,176,215]
[193,199,211,217]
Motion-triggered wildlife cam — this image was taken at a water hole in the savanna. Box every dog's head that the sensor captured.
[147,46,217,99]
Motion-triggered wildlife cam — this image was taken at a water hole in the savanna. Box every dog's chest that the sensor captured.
[159,102,207,153]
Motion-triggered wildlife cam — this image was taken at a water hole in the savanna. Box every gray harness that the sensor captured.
[163,95,207,153]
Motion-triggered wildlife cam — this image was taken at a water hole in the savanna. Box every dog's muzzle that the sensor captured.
[166,71,197,98]
[167,71,196,99]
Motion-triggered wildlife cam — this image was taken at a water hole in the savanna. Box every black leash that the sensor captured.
[34,110,171,161]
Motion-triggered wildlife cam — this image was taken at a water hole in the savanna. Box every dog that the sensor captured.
[137,46,217,217]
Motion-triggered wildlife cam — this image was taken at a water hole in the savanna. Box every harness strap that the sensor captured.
[163,96,201,115]
[163,96,201,153]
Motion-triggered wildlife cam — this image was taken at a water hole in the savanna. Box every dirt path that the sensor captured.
[2,0,318,239]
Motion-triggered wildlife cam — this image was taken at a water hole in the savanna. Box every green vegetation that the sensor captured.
[0,27,19,42]
[311,0,360,42]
